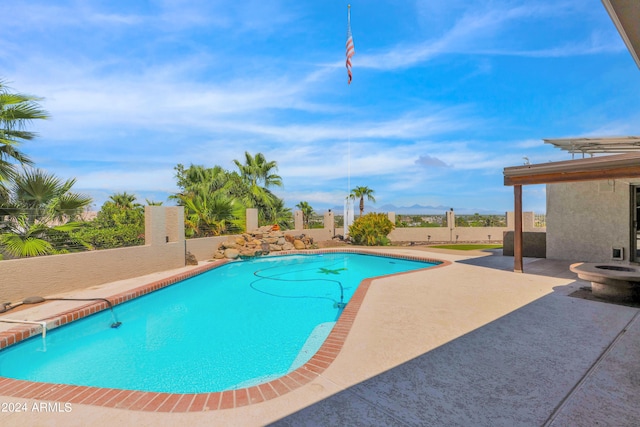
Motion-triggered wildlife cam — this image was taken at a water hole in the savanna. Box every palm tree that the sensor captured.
[0,81,49,184]
[295,201,315,229]
[109,192,139,210]
[13,168,91,223]
[349,186,376,217]
[0,168,92,257]
[268,197,293,230]
[233,152,284,225]
[233,152,282,189]
[178,191,245,237]
[173,164,231,197]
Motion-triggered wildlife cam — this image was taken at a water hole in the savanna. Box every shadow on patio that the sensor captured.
[270,266,640,426]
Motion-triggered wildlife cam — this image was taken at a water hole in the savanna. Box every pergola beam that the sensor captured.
[514,185,523,273]
[503,152,640,273]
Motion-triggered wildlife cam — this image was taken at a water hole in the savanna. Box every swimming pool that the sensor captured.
[0,252,439,394]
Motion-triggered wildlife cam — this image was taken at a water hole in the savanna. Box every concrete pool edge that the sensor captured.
[0,248,450,412]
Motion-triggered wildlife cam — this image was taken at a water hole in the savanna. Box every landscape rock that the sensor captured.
[224,248,239,259]
[212,226,315,259]
[185,251,198,265]
[282,242,295,251]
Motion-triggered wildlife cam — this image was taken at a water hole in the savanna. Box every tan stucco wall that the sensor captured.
[388,212,542,243]
[1,207,187,304]
[185,236,229,261]
[0,243,185,304]
[389,227,511,243]
[1,206,545,304]
[546,180,630,262]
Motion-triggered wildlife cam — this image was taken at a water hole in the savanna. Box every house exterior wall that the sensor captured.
[546,180,630,262]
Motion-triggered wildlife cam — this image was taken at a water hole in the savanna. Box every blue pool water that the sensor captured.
[0,252,437,393]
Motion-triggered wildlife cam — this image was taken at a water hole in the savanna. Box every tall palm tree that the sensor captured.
[295,201,315,229]
[233,152,283,225]
[0,81,49,184]
[233,152,282,189]
[349,186,376,217]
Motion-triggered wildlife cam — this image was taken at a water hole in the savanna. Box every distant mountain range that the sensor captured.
[326,204,505,215]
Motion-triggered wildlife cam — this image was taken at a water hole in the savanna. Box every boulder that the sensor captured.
[221,240,237,249]
[224,248,240,259]
[239,248,257,257]
[185,251,198,265]
[293,239,306,250]
[282,242,295,251]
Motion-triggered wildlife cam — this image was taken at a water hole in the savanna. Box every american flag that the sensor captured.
[346,5,355,85]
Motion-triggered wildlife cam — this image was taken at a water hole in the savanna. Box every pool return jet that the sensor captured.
[0,296,122,336]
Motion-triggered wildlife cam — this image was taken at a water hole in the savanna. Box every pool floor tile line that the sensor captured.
[0,249,447,412]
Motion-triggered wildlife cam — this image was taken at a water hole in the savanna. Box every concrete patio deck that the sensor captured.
[1,247,638,426]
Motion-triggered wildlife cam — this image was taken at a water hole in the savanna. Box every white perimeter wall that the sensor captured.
[546,180,630,262]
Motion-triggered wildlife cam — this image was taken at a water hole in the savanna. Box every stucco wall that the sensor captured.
[546,180,630,262]
[1,207,186,304]
[1,207,546,304]
[0,243,185,304]
[502,231,546,257]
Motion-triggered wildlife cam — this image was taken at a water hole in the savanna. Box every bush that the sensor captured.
[349,213,395,246]
[72,226,144,249]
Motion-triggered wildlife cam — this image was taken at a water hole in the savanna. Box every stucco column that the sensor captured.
[246,208,258,232]
[514,185,523,273]
[145,206,167,246]
[387,212,395,224]
[164,206,185,243]
[446,209,455,242]
[324,210,335,237]
[294,210,304,230]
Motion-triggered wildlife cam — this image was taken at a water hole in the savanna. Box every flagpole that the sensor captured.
[344,4,355,237]
[347,4,352,197]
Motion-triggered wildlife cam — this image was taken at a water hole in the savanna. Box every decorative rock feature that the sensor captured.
[224,248,240,259]
[185,251,198,265]
[212,226,315,259]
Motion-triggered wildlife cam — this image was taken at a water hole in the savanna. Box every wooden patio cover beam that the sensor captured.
[503,153,640,273]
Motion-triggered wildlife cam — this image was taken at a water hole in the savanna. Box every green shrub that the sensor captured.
[349,213,395,246]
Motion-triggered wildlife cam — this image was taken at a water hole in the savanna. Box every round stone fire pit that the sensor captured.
[570,262,640,302]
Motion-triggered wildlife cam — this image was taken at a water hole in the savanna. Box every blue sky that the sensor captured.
[1,0,639,214]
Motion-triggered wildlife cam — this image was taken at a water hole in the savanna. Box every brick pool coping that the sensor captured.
[0,248,450,412]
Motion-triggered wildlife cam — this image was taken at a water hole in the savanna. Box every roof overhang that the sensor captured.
[544,136,640,155]
[602,0,640,69]
[504,152,640,186]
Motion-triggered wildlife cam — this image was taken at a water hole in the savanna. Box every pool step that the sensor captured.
[288,321,336,372]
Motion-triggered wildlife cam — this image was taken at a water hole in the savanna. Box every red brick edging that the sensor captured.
[0,249,449,412]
